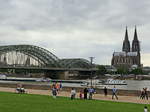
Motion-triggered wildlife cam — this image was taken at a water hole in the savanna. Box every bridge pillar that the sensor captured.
[45,71,77,79]
[3,56,7,65]
[59,71,69,79]
[59,71,80,79]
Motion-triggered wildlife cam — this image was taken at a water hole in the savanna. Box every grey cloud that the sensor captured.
[105,0,150,29]
[0,0,110,30]
[0,0,150,65]
[0,0,150,31]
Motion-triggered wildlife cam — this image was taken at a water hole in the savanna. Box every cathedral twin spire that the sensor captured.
[132,26,140,52]
[122,26,130,52]
[122,26,140,53]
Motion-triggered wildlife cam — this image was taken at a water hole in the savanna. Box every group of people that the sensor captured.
[72,86,118,100]
[52,85,119,100]
[51,82,62,98]
[16,83,26,93]
[71,87,95,100]
[140,87,148,100]
[70,86,119,100]
[17,82,148,102]
[15,82,148,112]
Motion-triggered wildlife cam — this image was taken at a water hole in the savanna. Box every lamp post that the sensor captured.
[89,57,94,87]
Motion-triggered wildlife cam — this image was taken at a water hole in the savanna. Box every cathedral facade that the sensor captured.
[111,27,141,69]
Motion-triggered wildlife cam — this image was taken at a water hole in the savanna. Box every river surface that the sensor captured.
[0,80,150,90]
[61,80,150,90]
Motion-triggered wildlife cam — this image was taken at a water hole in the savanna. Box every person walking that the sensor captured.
[71,88,76,100]
[52,87,57,98]
[140,88,145,99]
[88,87,94,100]
[112,86,118,100]
[84,88,88,99]
[104,87,108,96]
[144,87,148,100]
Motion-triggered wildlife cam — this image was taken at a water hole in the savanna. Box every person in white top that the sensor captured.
[144,106,148,112]
[71,88,76,100]
[112,86,118,100]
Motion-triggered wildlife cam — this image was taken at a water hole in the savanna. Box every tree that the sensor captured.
[96,65,107,76]
[131,68,143,75]
[116,67,129,75]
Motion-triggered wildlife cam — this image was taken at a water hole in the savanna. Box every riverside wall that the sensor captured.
[0,82,147,96]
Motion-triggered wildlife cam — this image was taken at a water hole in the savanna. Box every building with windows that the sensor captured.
[111,27,141,69]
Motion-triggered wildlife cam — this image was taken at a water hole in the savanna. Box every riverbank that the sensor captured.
[0,82,150,104]
[0,86,149,104]
[0,81,148,96]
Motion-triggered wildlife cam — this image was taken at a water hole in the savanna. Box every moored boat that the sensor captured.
[102,79,127,85]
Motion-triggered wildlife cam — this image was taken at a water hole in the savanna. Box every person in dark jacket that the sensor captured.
[104,87,108,96]
[144,87,148,100]
[84,88,88,99]
[52,87,57,98]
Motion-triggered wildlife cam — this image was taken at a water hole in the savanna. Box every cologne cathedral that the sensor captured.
[111,27,141,68]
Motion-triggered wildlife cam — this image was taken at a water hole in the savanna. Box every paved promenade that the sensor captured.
[0,87,149,104]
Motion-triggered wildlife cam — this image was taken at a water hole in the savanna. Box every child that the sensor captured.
[71,88,76,100]
[144,106,148,112]
[79,90,83,99]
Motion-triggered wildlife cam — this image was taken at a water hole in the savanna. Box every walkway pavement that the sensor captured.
[0,87,149,104]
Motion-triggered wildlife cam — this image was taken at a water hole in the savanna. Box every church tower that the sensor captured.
[112,26,142,69]
[122,27,130,52]
[132,26,141,66]
[132,26,140,52]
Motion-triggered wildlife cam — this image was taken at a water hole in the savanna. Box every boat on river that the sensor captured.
[102,79,127,85]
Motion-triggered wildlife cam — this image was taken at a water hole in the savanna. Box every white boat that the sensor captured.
[36,78,51,82]
[0,74,7,79]
[80,80,104,87]
[80,82,89,86]
[103,79,127,85]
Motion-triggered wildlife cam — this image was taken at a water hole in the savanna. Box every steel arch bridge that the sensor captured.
[60,58,91,69]
[0,45,60,67]
[0,45,92,69]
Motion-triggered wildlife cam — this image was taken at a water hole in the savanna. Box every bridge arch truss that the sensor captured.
[0,45,60,67]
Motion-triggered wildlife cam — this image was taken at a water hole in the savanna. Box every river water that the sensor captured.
[60,80,150,91]
[0,79,150,91]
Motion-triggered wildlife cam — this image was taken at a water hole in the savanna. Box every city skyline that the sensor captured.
[0,0,150,66]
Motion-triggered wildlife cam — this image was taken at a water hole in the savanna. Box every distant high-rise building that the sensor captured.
[111,27,141,68]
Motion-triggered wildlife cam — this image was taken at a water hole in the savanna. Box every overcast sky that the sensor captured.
[0,0,150,66]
